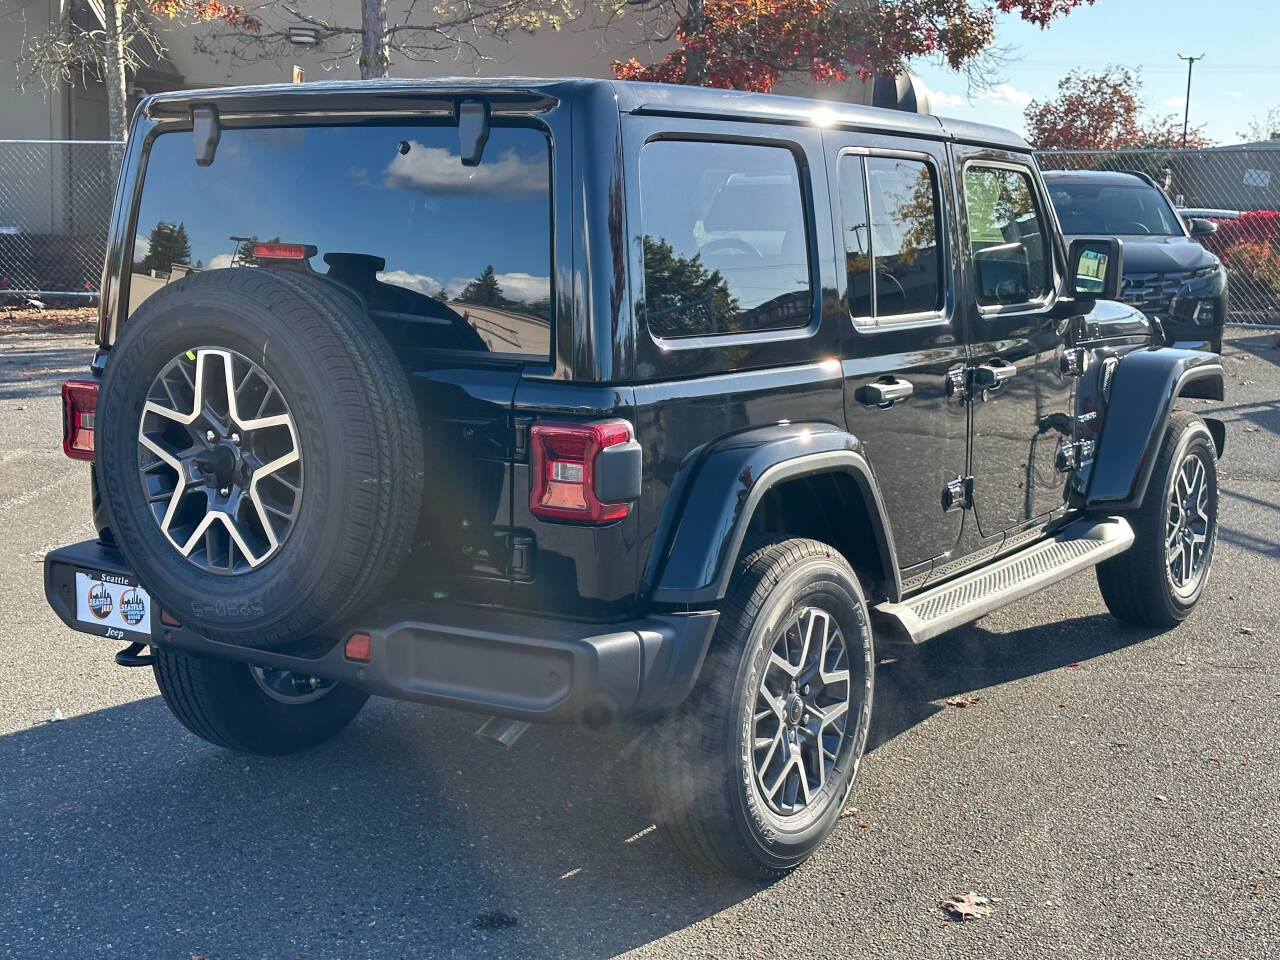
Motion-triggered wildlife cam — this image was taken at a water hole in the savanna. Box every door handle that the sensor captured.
[858,376,914,407]
[974,360,1017,388]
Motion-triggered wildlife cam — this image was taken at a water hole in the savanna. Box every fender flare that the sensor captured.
[645,423,901,605]
[1085,347,1224,512]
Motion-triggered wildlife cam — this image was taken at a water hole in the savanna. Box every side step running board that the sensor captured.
[873,517,1134,645]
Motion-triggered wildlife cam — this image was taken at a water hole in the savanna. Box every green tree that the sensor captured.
[138,220,192,275]
[457,265,505,307]
[639,236,739,337]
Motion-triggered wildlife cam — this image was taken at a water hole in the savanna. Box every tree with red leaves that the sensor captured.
[612,0,1095,92]
[1025,67,1213,149]
[19,0,259,155]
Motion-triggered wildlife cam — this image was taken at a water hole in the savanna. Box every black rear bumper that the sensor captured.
[45,540,718,724]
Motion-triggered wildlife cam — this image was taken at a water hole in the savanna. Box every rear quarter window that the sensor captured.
[127,123,554,360]
[637,139,812,340]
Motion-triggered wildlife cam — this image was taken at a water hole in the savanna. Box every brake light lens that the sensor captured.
[252,242,308,260]
[530,420,633,524]
[61,378,98,461]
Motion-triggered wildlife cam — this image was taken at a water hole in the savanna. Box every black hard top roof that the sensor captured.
[143,76,1032,152]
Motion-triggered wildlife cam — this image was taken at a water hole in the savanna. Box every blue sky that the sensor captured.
[910,0,1280,145]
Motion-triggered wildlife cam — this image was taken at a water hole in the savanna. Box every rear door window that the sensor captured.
[637,140,812,339]
[838,154,944,322]
[129,123,553,359]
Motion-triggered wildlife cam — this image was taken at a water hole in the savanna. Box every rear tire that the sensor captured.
[642,538,875,879]
[1097,411,1218,627]
[151,647,368,755]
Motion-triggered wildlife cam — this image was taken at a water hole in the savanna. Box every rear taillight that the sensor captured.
[530,420,635,524]
[62,378,98,461]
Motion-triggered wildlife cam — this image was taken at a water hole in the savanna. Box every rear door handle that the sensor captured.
[974,360,1017,387]
[858,376,914,407]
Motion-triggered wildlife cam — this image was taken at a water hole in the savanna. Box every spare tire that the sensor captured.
[96,267,424,649]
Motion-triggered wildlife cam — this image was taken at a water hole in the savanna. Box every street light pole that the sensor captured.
[1178,53,1204,148]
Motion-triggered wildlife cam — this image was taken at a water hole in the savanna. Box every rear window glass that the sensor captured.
[129,124,553,359]
[638,140,812,339]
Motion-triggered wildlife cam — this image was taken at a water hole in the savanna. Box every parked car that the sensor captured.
[1044,169,1228,353]
[46,79,1225,879]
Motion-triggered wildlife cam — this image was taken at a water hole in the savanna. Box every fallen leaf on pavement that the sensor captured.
[940,891,994,921]
[945,696,981,709]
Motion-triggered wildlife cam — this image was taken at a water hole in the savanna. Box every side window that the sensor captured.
[638,140,812,339]
[964,165,1051,307]
[837,154,943,322]
[836,155,873,318]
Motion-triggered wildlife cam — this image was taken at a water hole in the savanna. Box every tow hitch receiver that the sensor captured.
[115,641,156,668]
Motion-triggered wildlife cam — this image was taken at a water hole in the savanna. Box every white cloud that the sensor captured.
[491,271,550,304]
[979,83,1033,108]
[1163,96,1186,108]
[383,144,548,196]
[929,90,969,110]
[134,233,150,259]
[915,78,967,111]
[207,253,234,270]
[377,269,442,296]
[439,271,551,304]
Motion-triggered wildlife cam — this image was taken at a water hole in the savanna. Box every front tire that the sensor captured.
[151,647,368,755]
[1097,411,1219,627]
[642,538,875,879]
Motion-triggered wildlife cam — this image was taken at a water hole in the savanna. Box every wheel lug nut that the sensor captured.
[231,432,240,443]
[205,430,216,442]
[219,486,230,496]
[803,685,810,695]
[803,713,810,724]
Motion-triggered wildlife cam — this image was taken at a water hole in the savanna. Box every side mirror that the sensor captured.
[1067,237,1123,302]
[1187,217,1218,238]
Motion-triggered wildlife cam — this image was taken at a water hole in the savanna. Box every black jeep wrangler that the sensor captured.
[46,79,1226,879]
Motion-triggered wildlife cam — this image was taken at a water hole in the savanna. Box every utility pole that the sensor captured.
[1178,53,1205,148]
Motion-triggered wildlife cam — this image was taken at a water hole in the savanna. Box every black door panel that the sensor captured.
[825,133,967,569]
[956,150,1075,536]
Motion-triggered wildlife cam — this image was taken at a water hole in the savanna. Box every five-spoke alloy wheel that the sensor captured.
[138,347,302,574]
[1165,448,1211,598]
[643,538,874,879]
[752,607,852,817]
[1098,411,1218,627]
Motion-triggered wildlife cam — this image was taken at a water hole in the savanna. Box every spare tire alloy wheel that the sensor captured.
[138,347,302,575]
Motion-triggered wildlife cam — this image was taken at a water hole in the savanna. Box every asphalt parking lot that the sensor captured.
[1,320,1277,960]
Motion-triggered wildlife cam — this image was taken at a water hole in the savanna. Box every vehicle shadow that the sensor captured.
[868,613,1159,752]
[0,613,1157,960]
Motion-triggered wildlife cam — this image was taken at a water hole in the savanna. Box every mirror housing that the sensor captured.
[1067,237,1123,302]
[1187,217,1218,238]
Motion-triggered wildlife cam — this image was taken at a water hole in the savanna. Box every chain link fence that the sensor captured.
[4,138,1280,325]
[1037,145,1280,327]
[0,139,121,303]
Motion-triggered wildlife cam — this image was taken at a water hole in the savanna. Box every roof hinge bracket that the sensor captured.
[192,104,221,167]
